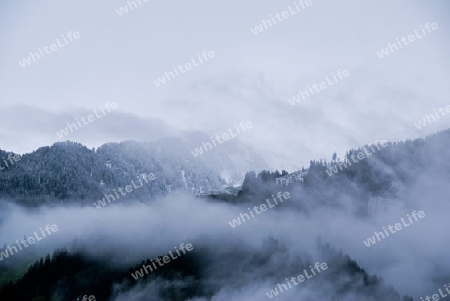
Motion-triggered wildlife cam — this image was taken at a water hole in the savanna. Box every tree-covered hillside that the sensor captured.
[0,141,228,206]
[0,239,413,301]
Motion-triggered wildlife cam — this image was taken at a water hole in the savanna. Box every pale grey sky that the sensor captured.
[0,0,449,170]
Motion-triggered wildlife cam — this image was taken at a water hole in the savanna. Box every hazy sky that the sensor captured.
[1,0,449,170]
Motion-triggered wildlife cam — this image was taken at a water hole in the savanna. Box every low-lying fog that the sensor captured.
[1,176,448,300]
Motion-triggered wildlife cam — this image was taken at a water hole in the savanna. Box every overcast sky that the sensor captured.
[1,0,449,170]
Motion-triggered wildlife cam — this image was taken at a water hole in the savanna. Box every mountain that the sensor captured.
[204,129,450,212]
[0,137,266,206]
[1,130,450,300]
